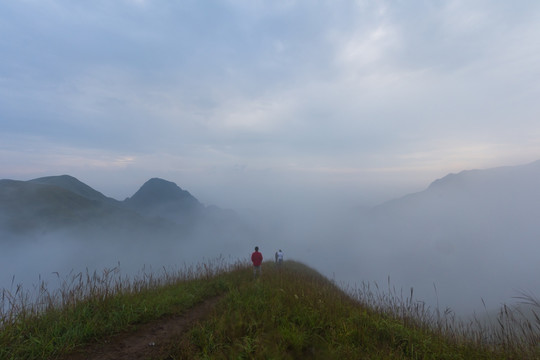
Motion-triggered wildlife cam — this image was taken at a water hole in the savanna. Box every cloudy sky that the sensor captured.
[2,0,540,209]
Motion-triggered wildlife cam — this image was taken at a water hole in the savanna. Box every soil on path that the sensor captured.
[65,296,222,360]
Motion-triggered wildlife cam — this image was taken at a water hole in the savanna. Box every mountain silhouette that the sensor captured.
[29,175,120,206]
[0,175,239,240]
[0,179,127,233]
[123,178,204,222]
[346,159,540,313]
[124,178,201,209]
[372,159,540,223]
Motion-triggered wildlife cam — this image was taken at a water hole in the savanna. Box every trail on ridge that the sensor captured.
[66,295,222,360]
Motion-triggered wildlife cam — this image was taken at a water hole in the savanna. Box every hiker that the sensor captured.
[276,249,283,267]
[251,246,263,277]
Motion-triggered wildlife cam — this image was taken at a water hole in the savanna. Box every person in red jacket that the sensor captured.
[251,246,263,277]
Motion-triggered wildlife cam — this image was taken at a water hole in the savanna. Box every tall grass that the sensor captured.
[170,261,540,359]
[1,256,238,324]
[344,277,540,358]
[0,255,248,359]
[1,257,539,359]
[168,261,502,359]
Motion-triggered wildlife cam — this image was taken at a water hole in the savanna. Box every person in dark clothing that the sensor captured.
[251,246,263,277]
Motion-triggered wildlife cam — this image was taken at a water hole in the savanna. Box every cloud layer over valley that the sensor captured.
[2,160,540,316]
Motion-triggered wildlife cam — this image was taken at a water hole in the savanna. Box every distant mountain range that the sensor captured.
[0,175,233,236]
[3,160,540,240]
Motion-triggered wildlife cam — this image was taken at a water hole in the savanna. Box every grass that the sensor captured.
[1,258,539,359]
[0,256,241,359]
[169,261,520,359]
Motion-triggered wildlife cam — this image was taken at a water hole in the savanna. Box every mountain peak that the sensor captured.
[132,178,192,201]
[124,178,202,215]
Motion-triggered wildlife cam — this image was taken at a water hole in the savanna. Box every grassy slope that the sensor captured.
[0,261,238,359]
[0,260,535,359]
[168,261,505,359]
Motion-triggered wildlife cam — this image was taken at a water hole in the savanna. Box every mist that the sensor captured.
[2,161,540,319]
[226,160,540,316]
[1,222,254,300]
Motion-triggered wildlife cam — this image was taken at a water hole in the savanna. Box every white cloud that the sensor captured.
[334,23,398,75]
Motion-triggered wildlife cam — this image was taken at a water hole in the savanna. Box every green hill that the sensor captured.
[29,175,118,205]
[0,260,538,359]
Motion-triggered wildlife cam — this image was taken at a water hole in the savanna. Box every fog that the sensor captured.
[1,223,254,300]
[2,161,540,318]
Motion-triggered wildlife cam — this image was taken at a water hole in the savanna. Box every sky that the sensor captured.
[2,0,540,210]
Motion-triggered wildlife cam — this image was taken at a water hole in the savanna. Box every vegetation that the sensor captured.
[0,257,239,359]
[1,258,539,359]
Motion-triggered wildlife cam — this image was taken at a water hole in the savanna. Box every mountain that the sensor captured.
[0,179,137,234]
[370,159,540,231]
[362,159,540,252]
[0,175,243,246]
[29,175,120,206]
[348,159,540,313]
[123,178,204,222]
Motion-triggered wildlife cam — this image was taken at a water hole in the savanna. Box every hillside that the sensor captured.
[29,175,120,206]
[0,175,241,239]
[361,160,540,260]
[372,159,540,222]
[0,178,182,241]
[0,179,125,233]
[3,260,536,359]
[123,178,205,224]
[336,160,540,313]
[124,178,202,212]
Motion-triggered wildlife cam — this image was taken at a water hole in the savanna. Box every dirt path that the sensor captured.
[66,296,222,360]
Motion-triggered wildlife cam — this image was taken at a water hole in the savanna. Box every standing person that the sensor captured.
[277,249,284,267]
[251,246,263,277]
[275,251,278,264]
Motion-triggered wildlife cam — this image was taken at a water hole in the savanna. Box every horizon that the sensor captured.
[3,158,539,211]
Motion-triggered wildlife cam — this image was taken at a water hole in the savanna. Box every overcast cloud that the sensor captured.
[1,0,540,208]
